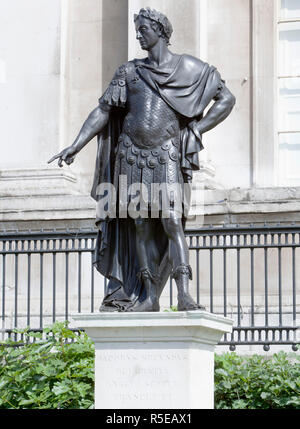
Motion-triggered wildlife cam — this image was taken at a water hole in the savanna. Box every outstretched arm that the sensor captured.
[48,104,111,167]
[189,84,236,139]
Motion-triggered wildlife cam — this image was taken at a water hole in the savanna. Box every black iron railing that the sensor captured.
[0,224,299,350]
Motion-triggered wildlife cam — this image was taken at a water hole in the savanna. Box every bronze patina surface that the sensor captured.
[48,7,235,312]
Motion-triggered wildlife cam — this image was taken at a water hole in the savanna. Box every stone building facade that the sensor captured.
[0,1,299,346]
[2,0,300,227]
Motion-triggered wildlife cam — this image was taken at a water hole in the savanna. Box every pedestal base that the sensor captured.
[72,311,233,409]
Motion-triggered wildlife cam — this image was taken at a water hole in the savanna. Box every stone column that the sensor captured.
[0,0,80,197]
[72,311,233,409]
[252,0,277,187]
[64,0,128,194]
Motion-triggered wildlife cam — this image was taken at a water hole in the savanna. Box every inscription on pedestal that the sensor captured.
[96,348,189,407]
[98,351,188,362]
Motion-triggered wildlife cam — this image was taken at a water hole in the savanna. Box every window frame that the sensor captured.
[276,0,300,185]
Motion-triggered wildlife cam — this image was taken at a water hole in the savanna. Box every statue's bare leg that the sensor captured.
[128,218,160,312]
[161,211,205,311]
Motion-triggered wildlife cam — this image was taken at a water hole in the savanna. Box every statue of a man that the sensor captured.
[49,8,235,312]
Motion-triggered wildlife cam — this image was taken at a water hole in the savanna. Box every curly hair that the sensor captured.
[134,7,173,46]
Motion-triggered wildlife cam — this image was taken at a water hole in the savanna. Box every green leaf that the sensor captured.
[74,382,92,398]
[19,398,36,406]
[260,392,269,400]
[215,368,228,377]
[223,381,232,389]
[52,381,71,396]
[287,380,296,390]
[232,399,248,409]
[0,379,8,390]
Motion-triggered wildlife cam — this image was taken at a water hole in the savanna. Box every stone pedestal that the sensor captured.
[72,311,233,409]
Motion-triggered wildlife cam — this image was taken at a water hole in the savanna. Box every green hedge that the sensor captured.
[0,322,299,409]
[215,351,300,409]
[0,322,94,409]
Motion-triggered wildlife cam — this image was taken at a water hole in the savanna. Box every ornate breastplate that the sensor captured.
[123,66,180,149]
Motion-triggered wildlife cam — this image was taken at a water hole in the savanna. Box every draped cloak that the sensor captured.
[91,54,223,311]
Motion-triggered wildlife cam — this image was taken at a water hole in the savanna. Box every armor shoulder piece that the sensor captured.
[99,62,130,108]
[124,60,136,79]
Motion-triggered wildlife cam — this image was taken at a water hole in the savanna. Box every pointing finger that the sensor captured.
[48,153,61,164]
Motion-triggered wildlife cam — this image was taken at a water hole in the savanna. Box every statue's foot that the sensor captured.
[99,301,133,312]
[177,293,205,311]
[99,304,119,312]
[127,298,160,312]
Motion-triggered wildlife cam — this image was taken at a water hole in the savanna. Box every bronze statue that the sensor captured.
[48,8,235,312]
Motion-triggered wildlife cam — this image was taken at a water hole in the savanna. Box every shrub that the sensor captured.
[214,351,300,409]
[0,322,94,409]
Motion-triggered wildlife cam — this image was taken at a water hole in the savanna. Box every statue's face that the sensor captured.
[135,16,160,50]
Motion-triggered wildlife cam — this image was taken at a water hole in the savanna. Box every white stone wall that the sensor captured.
[0,0,61,169]
[205,0,252,189]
